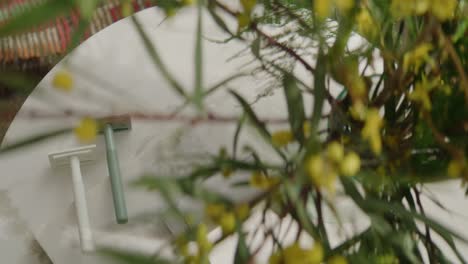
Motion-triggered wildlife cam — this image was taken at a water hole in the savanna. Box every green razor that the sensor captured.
[98,115,131,224]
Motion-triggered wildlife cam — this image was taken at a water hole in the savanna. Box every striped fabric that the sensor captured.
[0,0,156,65]
[0,0,159,143]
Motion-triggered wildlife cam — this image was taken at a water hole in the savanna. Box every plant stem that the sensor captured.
[414,187,436,263]
[314,188,329,249]
[437,25,468,103]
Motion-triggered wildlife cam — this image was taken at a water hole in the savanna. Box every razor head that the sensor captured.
[48,145,97,168]
[98,115,132,133]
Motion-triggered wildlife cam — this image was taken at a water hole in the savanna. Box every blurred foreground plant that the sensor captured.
[130,0,468,263]
[1,0,467,263]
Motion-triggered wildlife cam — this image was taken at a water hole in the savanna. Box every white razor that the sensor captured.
[48,145,97,253]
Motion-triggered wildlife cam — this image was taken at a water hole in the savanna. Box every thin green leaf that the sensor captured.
[0,0,73,36]
[452,18,468,43]
[64,18,90,54]
[229,90,287,161]
[232,114,246,159]
[329,228,371,256]
[77,0,100,20]
[131,16,188,99]
[311,50,326,129]
[207,0,235,36]
[0,129,71,154]
[193,0,204,111]
[204,73,249,96]
[251,37,260,57]
[283,73,306,143]
[101,249,172,264]
[133,176,186,220]
[283,181,320,240]
[234,224,250,264]
[341,177,468,263]
[231,180,250,187]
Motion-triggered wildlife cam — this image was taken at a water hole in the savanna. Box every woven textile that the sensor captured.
[0,0,156,66]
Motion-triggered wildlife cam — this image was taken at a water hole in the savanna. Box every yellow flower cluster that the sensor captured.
[269,242,324,264]
[314,0,355,20]
[249,171,280,189]
[205,203,250,235]
[361,108,383,154]
[356,8,378,40]
[237,0,257,32]
[74,117,98,143]
[376,253,400,264]
[408,76,438,111]
[271,130,294,147]
[52,70,73,92]
[271,122,312,148]
[306,142,361,194]
[181,223,214,264]
[403,43,433,73]
[447,159,466,178]
[314,0,333,20]
[391,0,457,21]
[328,255,348,264]
[197,224,212,258]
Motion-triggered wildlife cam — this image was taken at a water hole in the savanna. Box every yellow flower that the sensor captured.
[196,224,212,253]
[390,0,413,18]
[340,152,361,176]
[52,70,73,92]
[307,155,338,194]
[303,122,311,138]
[356,8,377,39]
[376,254,399,264]
[349,75,366,100]
[391,0,429,18]
[306,243,324,264]
[271,130,294,147]
[334,0,354,13]
[314,0,332,20]
[121,1,133,17]
[235,203,250,220]
[74,117,98,143]
[447,160,464,178]
[414,0,430,15]
[219,212,236,235]
[175,236,190,257]
[205,203,225,220]
[221,166,233,178]
[182,0,193,5]
[390,0,432,18]
[237,13,251,32]
[361,108,383,154]
[269,243,324,264]
[249,171,279,189]
[268,251,282,264]
[328,255,348,264]
[240,0,257,14]
[350,101,367,121]
[408,80,433,111]
[327,141,344,163]
[403,43,433,73]
[307,155,324,181]
[430,0,457,21]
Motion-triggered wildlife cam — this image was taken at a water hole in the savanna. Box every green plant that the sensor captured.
[1,0,467,263]
[131,1,468,263]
